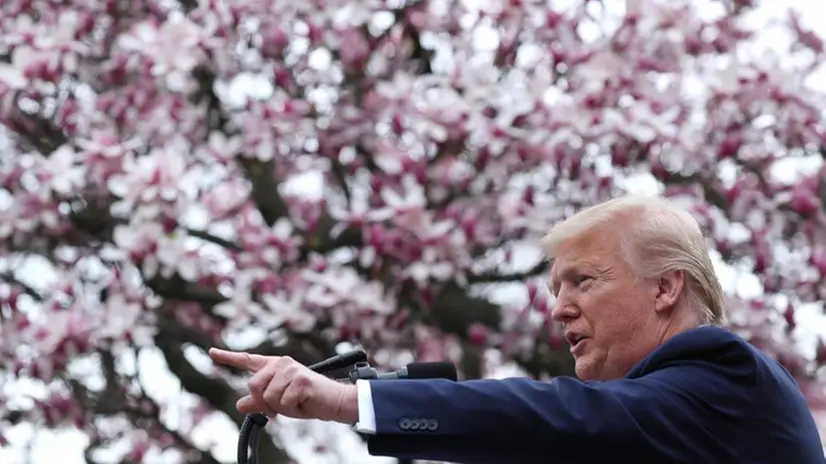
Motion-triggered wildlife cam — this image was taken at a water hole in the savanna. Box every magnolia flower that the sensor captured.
[1,0,825,460]
[107,148,188,210]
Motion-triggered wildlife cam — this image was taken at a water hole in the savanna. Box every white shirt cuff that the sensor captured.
[352,379,376,434]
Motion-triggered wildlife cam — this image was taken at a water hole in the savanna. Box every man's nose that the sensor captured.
[550,287,579,322]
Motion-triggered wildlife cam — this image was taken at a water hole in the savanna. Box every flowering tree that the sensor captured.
[1,0,825,462]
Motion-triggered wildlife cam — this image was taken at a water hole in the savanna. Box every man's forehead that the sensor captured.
[552,225,619,258]
[548,237,613,281]
[550,235,597,266]
[549,257,586,278]
[549,256,580,283]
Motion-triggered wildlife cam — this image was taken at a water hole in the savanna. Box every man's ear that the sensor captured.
[654,270,685,314]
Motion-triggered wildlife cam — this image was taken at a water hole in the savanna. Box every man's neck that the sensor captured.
[657,307,702,346]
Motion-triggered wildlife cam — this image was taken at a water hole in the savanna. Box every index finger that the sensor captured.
[209,348,268,371]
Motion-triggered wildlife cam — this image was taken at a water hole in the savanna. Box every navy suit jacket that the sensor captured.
[364,326,825,463]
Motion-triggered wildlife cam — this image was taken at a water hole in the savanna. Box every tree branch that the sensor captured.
[83,436,107,464]
[466,261,549,284]
[0,272,44,301]
[427,282,502,336]
[62,349,224,464]
[184,226,242,251]
[236,158,293,227]
[3,96,68,154]
[146,274,230,308]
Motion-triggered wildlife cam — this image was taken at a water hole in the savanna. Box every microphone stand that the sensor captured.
[236,349,370,464]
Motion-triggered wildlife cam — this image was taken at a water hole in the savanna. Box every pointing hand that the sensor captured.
[208,348,359,424]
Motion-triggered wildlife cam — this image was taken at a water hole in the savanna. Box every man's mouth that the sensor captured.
[565,332,587,347]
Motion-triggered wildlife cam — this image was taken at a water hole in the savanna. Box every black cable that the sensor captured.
[250,420,262,464]
[237,413,268,464]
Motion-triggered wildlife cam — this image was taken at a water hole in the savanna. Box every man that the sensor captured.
[210,195,825,463]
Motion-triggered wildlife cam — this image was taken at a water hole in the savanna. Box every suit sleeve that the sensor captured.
[365,361,757,463]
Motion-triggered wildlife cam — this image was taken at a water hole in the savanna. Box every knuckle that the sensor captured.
[294,373,310,388]
[281,386,298,407]
[247,377,264,394]
[262,388,279,406]
[276,355,293,363]
[272,356,291,370]
[282,360,301,375]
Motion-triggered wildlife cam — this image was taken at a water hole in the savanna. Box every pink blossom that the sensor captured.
[40,145,86,195]
[202,178,249,218]
[1,0,826,459]
[106,147,188,217]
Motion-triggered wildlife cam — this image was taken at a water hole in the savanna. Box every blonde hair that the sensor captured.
[540,195,727,326]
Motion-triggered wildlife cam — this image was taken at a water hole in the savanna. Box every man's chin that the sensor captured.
[574,362,594,381]
[573,357,601,381]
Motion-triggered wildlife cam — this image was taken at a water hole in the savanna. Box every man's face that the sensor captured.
[549,226,659,381]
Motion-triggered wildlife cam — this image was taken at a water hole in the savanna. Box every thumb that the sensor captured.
[235,395,267,414]
[237,395,274,416]
[208,348,268,372]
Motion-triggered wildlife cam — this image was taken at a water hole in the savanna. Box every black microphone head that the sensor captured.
[406,361,458,381]
[308,349,368,373]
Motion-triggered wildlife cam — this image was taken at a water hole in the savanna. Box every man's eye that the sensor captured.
[575,276,592,287]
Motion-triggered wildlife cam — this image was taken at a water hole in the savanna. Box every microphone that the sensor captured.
[309,348,368,371]
[347,361,458,382]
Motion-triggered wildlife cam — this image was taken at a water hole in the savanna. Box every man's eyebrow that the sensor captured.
[552,264,577,280]
[550,263,596,290]
[549,265,574,293]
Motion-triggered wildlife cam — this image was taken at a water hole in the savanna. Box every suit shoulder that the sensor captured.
[629,326,761,384]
